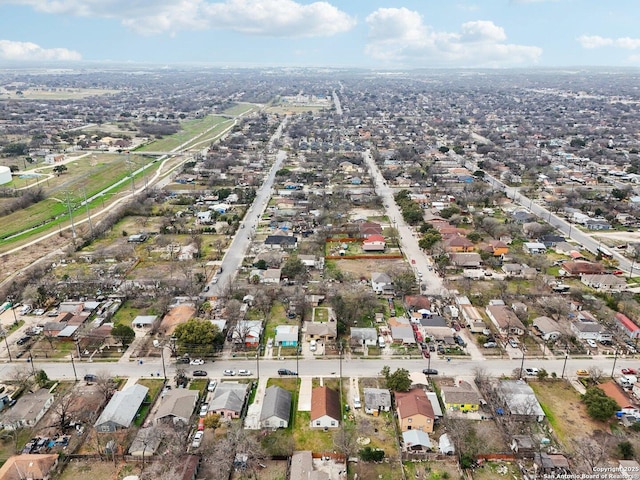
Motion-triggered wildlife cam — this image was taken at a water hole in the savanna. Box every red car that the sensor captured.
[411,259,416,264]
[622,368,637,375]
[613,270,624,275]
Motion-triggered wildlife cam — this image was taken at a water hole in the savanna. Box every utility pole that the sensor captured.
[83,188,94,238]
[70,354,78,381]
[65,191,77,244]
[127,151,135,194]
[1,330,12,362]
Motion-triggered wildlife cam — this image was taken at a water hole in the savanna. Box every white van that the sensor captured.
[378,336,386,348]
[310,340,317,352]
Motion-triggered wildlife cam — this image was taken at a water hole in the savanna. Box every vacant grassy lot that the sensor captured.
[529,379,605,451]
[58,460,141,480]
[136,115,231,153]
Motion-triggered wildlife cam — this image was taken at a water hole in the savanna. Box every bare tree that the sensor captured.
[94,372,117,403]
[50,394,79,432]
[572,433,611,473]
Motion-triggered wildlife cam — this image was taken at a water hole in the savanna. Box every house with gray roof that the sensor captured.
[363,388,391,415]
[0,389,54,431]
[496,380,545,422]
[532,316,564,341]
[350,328,378,347]
[371,272,393,294]
[155,389,199,426]
[95,384,149,433]
[209,382,249,419]
[260,386,292,429]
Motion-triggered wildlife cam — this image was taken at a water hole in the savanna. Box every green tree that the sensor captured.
[2,142,27,156]
[582,387,619,421]
[35,369,49,387]
[254,259,268,270]
[419,231,442,251]
[281,256,307,282]
[174,318,223,354]
[111,324,135,347]
[359,446,385,462]
[617,441,634,460]
[438,146,450,154]
[53,164,68,176]
[386,368,412,392]
[466,232,482,243]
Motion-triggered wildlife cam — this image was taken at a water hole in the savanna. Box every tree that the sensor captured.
[203,413,221,429]
[53,164,68,176]
[384,368,412,392]
[94,373,118,402]
[111,323,135,347]
[582,387,619,421]
[174,318,222,355]
[51,394,79,432]
[359,446,385,462]
[35,370,49,388]
[618,441,634,460]
[281,256,308,283]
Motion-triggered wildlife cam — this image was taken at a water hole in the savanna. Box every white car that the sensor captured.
[524,368,539,376]
[191,431,204,448]
[199,403,209,417]
[353,396,361,409]
[189,358,205,365]
[587,339,597,348]
[238,369,252,376]
[207,380,217,392]
[223,369,236,376]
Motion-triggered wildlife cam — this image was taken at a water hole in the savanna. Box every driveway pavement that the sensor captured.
[244,375,269,429]
[298,376,312,411]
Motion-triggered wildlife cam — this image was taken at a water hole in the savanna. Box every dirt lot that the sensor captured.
[230,459,287,480]
[334,258,406,281]
[529,379,606,451]
[58,459,141,480]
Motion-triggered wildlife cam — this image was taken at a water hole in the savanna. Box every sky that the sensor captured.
[0,0,639,68]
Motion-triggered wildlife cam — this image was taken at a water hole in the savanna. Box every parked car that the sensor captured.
[199,403,209,417]
[278,369,297,376]
[177,356,190,364]
[197,418,205,431]
[422,368,438,375]
[83,374,97,383]
[189,358,205,365]
[223,369,236,376]
[192,370,208,377]
[191,431,204,448]
[207,380,218,392]
[353,396,361,409]
[586,339,597,348]
[622,368,637,375]
[16,336,30,346]
[483,341,498,348]
[238,369,252,376]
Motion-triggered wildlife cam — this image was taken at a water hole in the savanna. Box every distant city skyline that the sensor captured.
[0,0,639,68]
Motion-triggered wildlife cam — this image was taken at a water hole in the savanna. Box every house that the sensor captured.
[0,389,54,430]
[534,453,571,477]
[444,235,474,253]
[362,234,386,252]
[523,242,547,254]
[532,316,564,341]
[264,235,297,250]
[615,312,640,339]
[289,451,331,480]
[459,304,487,333]
[485,305,526,336]
[585,218,611,230]
[571,318,603,340]
[275,325,299,346]
[0,454,58,480]
[510,435,536,458]
[262,268,282,284]
[310,386,340,429]
[396,388,435,433]
[511,210,535,223]
[155,389,199,426]
[132,315,157,329]
[232,320,263,346]
[129,426,162,457]
[209,382,249,419]
[487,240,509,256]
[561,261,604,276]
[404,295,431,312]
[363,388,392,415]
[95,384,149,433]
[449,253,481,268]
[260,386,292,429]
[538,234,565,247]
[359,221,382,237]
[496,380,545,422]
[502,263,523,277]
[581,274,627,291]
[391,325,416,345]
[598,381,631,413]
[303,320,337,342]
[371,272,393,294]
[403,430,434,452]
[440,382,481,412]
[350,327,378,347]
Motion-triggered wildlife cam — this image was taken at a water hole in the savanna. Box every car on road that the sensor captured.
[189,358,205,365]
[177,356,190,364]
[191,431,204,448]
[411,259,416,264]
[576,369,590,377]
[211,277,219,284]
[613,270,624,275]
[622,368,637,375]
[223,369,236,376]
[422,368,438,375]
[524,368,539,376]
[192,370,208,377]
[238,369,252,376]
[278,369,297,376]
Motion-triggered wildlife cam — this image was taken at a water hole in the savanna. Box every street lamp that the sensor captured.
[611,349,619,378]
[0,330,12,362]
[70,354,78,381]
[561,353,568,379]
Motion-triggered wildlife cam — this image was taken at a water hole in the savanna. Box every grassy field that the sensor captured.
[3,88,119,100]
[136,115,231,153]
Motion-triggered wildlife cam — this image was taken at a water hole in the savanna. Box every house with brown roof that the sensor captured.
[486,240,509,256]
[560,260,604,276]
[486,305,526,336]
[359,221,382,238]
[396,388,435,433]
[0,454,58,480]
[310,386,340,429]
[444,235,474,253]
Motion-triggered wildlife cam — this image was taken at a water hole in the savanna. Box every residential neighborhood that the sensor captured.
[2,67,640,479]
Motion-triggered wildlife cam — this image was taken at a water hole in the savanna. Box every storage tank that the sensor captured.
[0,166,11,185]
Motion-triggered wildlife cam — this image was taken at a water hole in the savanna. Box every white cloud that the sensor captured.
[0,40,81,61]
[365,8,541,67]
[2,0,356,37]
[578,34,640,50]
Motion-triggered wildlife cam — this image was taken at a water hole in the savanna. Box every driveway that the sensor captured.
[244,375,269,430]
[298,376,312,411]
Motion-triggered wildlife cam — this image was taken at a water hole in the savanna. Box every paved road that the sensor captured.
[362,150,445,297]
[0,355,622,383]
[467,160,634,272]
